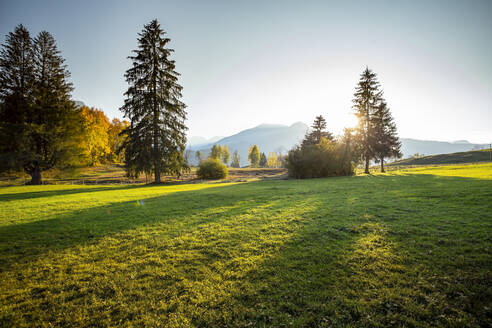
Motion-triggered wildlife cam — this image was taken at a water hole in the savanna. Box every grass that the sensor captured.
[0,163,491,327]
[389,149,492,166]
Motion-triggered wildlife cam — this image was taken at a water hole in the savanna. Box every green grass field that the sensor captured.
[389,149,492,166]
[1,164,491,327]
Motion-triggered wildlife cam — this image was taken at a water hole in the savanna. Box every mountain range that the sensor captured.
[188,123,489,166]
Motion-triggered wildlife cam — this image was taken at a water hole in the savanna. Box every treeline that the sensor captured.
[286,68,402,178]
[1,20,401,184]
[0,20,188,184]
[192,144,285,168]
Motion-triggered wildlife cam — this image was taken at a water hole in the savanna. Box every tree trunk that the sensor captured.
[152,51,160,184]
[380,157,385,173]
[364,157,370,174]
[29,163,42,185]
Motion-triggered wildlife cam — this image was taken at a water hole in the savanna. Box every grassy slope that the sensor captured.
[0,164,491,327]
[389,149,491,166]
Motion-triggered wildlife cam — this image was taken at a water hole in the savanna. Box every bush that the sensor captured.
[197,159,228,179]
[286,138,355,179]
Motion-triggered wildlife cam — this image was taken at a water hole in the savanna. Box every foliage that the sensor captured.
[286,137,354,178]
[108,118,129,163]
[248,145,260,168]
[371,101,402,172]
[196,158,228,179]
[78,106,111,165]
[231,150,240,168]
[120,19,187,182]
[259,152,267,167]
[209,144,221,160]
[0,25,78,184]
[352,67,401,173]
[267,152,278,168]
[195,150,202,163]
[302,115,333,147]
[220,145,230,165]
[0,164,491,327]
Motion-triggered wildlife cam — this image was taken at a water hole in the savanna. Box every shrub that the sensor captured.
[197,159,228,179]
[286,138,355,179]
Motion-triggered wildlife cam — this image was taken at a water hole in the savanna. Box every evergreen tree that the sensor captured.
[248,145,260,168]
[0,26,77,184]
[302,115,333,147]
[0,24,34,176]
[120,19,187,183]
[231,150,240,168]
[352,67,382,173]
[259,152,267,167]
[220,145,230,165]
[371,100,402,172]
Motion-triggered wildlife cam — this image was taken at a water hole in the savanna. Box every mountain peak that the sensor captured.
[254,123,286,129]
[290,121,308,129]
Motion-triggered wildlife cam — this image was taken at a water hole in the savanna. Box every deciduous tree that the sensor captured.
[231,150,240,168]
[248,145,260,168]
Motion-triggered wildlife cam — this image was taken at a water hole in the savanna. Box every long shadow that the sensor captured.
[0,181,292,272]
[1,173,491,326]
[0,183,158,202]
[221,174,492,327]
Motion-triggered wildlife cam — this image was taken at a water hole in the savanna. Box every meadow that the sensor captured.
[0,163,491,327]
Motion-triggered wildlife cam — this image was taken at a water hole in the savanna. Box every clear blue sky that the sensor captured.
[1,0,491,143]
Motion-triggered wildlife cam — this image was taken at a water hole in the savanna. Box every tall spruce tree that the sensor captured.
[0,26,77,184]
[120,19,187,183]
[0,24,34,173]
[302,115,333,147]
[371,100,402,172]
[352,67,382,173]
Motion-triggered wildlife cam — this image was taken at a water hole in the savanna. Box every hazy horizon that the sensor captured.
[1,0,491,143]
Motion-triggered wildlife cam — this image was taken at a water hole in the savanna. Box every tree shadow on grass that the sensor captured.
[0,183,158,202]
[0,181,291,272]
[0,174,490,327]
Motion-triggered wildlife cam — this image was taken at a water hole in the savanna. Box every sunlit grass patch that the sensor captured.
[0,163,491,327]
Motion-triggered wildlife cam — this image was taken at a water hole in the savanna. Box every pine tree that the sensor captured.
[352,67,382,174]
[248,145,260,168]
[259,152,267,167]
[120,19,187,183]
[231,150,240,168]
[302,115,333,147]
[371,100,402,172]
[0,26,77,184]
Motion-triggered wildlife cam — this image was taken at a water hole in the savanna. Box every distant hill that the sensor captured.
[399,138,488,159]
[187,136,224,147]
[389,149,491,166]
[188,123,489,166]
[190,122,308,166]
